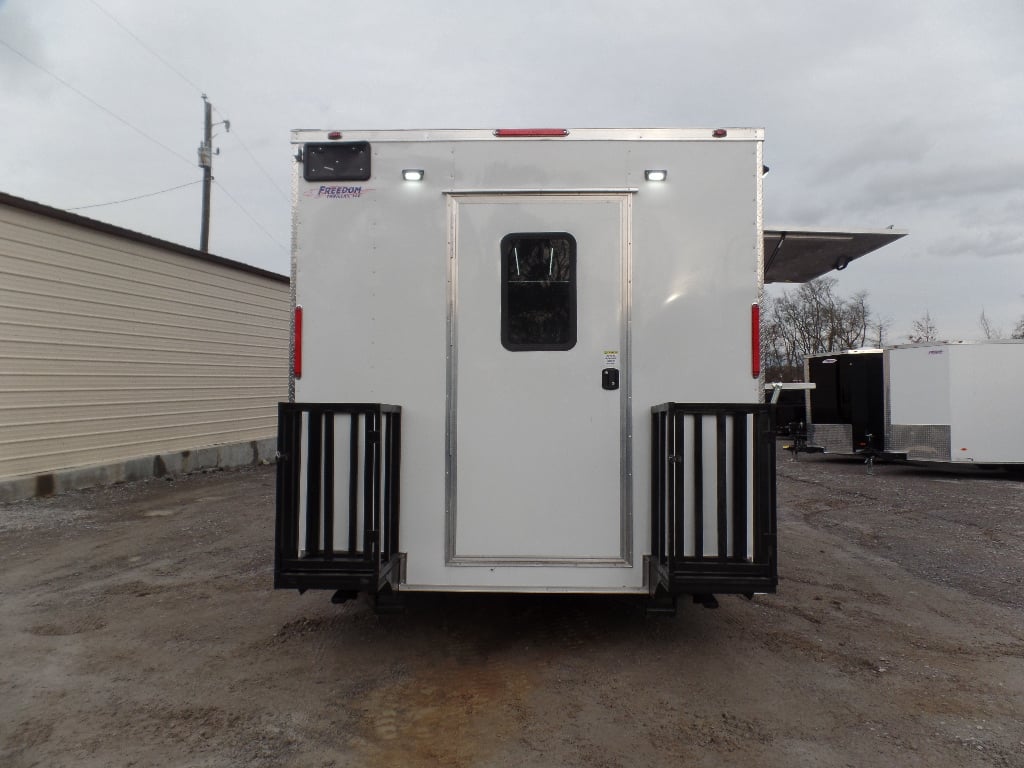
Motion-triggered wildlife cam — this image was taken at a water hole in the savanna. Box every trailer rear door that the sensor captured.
[447,194,631,564]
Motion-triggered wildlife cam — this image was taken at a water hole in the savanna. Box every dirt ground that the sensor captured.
[2,452,1023,768]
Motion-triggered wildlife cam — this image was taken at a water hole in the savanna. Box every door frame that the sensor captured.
[444,191,634,566]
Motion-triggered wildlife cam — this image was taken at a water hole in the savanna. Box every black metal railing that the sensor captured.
[275,403,402,594]
[650,403,777,595]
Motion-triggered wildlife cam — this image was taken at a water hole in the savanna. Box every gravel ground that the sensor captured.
[1,455,1022,767]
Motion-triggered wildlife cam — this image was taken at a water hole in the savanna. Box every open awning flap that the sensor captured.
[764,227,907,284]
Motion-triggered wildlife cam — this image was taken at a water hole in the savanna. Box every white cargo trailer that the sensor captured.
[801,341,1022,466]
[275,127,903,611]
[886,341,1024,465]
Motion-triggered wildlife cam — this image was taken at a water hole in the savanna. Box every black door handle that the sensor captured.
[602,368,619,390]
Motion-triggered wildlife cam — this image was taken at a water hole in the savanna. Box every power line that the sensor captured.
[82,4,291,208]
[231,128,292,201]
[213,180,289,253]
[214,109,291,203]
[86,0,204,95]
[0,37,194,168]
[10,7,288,256]
[68,180,202,211]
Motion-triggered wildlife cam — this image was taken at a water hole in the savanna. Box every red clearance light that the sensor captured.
[327,131,342,140]
[712,129,728,138]
[494,128,569,137]
[751,303,761,378]
[294,306,303,378]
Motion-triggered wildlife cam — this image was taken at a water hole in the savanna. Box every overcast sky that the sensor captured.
[2,0,1022,341]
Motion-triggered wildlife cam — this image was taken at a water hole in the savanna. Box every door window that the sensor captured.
[500,233,577,351]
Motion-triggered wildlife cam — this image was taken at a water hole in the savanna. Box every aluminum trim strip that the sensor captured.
[755,140,766,402]
[398,583,650,594]
[619,193,634,564]
[445,192,634,565]
[288,157,299,403]
[444,195,459,563]
[447,556,632,567]
[292,128,765,143]
[883,347,893,450]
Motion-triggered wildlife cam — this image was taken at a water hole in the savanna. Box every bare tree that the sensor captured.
[761,278,878,381]
[908,311,939,343]
[869,315,892,348]
[978,310,1003,340]
[1014,316,1024,340]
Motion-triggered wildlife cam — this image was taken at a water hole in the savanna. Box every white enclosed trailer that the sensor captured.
[274,127,900,610]
[886,341,1024,465]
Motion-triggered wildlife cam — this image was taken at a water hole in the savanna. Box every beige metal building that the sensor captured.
[0,192,290,501]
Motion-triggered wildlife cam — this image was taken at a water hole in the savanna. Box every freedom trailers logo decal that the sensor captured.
[306,185,369,199]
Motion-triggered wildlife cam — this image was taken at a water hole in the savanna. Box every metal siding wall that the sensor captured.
[0,203,289,480]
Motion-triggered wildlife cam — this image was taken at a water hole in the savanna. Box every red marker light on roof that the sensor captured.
[327,131,342,140]
[494,128,569,137]
[712,129,728,138]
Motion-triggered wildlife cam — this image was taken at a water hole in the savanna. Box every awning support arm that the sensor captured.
[764,231,786,277]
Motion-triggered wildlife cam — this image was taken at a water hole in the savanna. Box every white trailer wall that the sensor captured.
[0,193,289,497]
[291,129,764,592]
[887,341,1024,463]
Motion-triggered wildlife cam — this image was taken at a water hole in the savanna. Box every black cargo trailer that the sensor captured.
[804,350,885,455]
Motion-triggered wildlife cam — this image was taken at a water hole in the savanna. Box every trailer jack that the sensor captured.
[854,442,907,474]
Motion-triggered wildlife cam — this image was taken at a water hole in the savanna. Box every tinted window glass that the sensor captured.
[303,142,371,181]
[501,234,577,351]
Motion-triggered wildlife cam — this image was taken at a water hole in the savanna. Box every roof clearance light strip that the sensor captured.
[294,306,303,379]
[751,303,761,378]
[494,129,569,137]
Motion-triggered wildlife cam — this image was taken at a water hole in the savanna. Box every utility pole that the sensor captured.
[197,94,229,253]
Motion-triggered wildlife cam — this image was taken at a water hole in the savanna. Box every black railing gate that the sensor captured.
[650,403,777,597]
[275,403,403,594]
